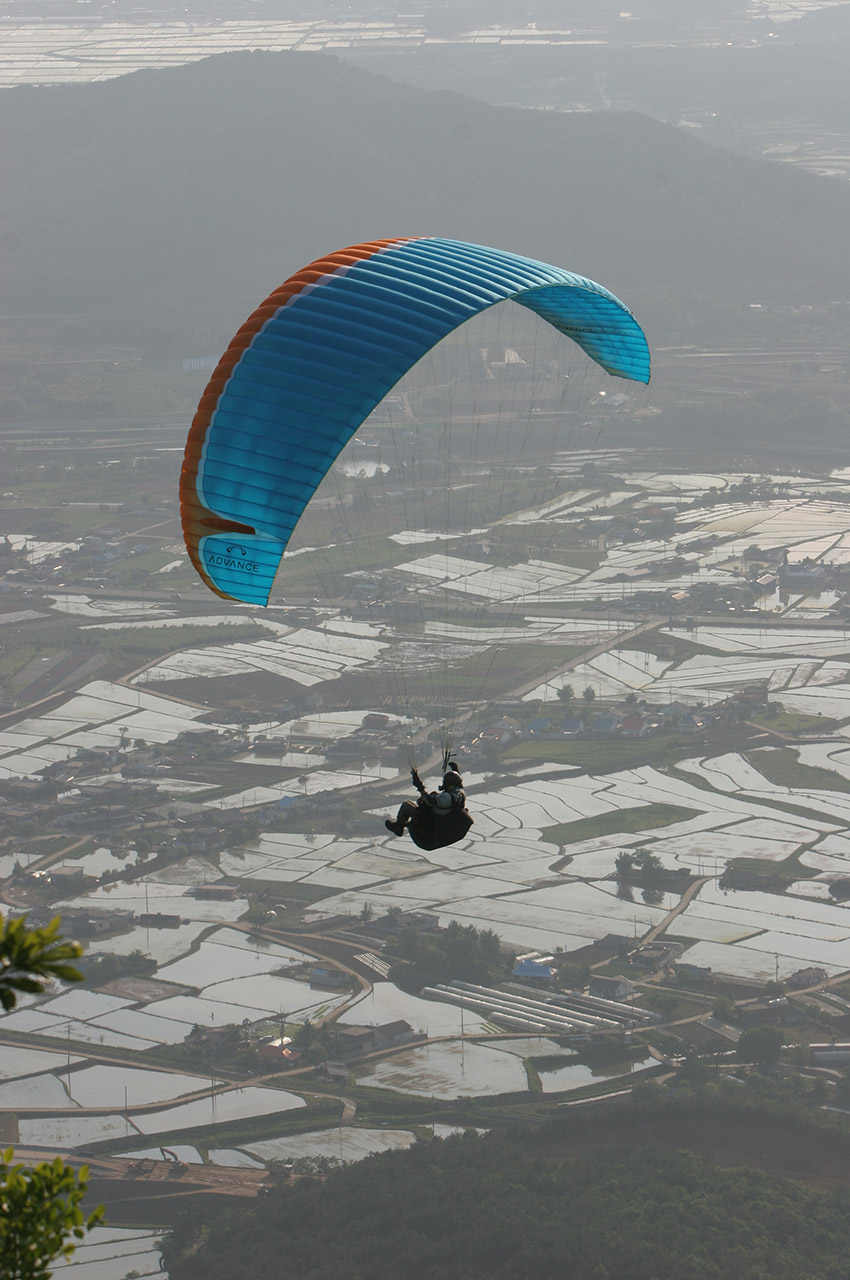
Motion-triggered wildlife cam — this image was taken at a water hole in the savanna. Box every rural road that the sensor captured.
[643,875,711,946]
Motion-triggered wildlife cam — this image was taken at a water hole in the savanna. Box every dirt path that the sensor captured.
[643,875,710,945]
[508,616,665,702]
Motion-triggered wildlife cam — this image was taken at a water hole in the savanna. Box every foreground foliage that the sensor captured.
[0,913,101,1278]
[0,1150,103,1280]
[0,915,83,1012]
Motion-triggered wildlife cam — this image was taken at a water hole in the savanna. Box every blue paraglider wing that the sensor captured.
[181,236,649,604]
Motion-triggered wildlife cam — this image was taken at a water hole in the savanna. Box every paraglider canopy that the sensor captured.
[180,236,650,606]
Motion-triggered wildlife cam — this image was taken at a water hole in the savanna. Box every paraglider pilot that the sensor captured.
[385,762,473,850]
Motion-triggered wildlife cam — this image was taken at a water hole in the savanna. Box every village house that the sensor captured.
[184,1025,238,1051]
[787,966,827,989]
[190,885,238,901]
[42,864,87,889]
[309,966,348,990]
[594,934,632,955]
[138,913,181,929]
[476,723,515,747]
[590,711,623,737]
[372,910,439,937]
[589,975,634,1002]
[373,1020,418,1048]
[59,907,135,936]
[62,804,135,832]
[628,941,681,972]
[738,997,802,1027]
[336,1020,421,1060]
[620,716,649,739]
[257,1036,300,1065]
[7,778,53,800]
[337,1027,374,1058]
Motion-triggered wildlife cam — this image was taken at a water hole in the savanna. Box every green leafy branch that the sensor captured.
[0,915,84,1012]
[0,1149,104,1280]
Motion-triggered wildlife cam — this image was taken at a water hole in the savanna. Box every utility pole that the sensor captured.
[460,990,465,1069]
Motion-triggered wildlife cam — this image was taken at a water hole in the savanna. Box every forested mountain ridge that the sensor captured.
[164,1088,850,1280]
[2,48,850,345]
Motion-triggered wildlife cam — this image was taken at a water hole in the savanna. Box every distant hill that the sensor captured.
[344,8,850,178]
[1,49,850,349]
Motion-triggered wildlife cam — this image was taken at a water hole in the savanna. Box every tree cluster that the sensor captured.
[77,948,156,988]
[392,920,512,986]
[614,848,687,892]
[290,1019,344,1066]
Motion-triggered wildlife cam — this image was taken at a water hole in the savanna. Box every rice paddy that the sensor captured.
[6,468,850,1157]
